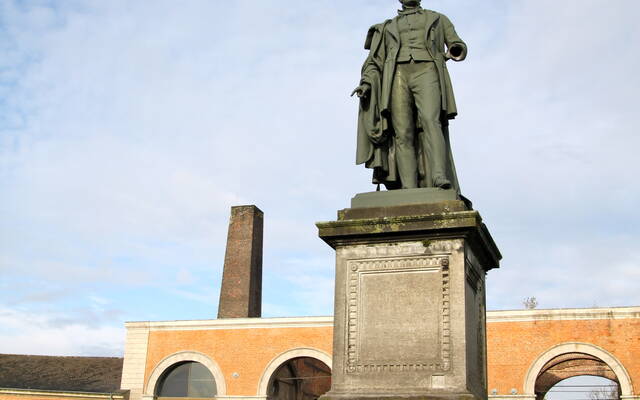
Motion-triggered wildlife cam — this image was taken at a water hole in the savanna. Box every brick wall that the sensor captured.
[486,308,640,397]
[120,308,640,399]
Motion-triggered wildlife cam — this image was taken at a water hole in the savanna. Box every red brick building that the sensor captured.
[118,307,640,400]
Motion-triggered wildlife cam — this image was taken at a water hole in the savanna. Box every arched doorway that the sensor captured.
[524,343,633,400]
[534,353,620,400]
[544,375,619,400]
[266,357,331,400]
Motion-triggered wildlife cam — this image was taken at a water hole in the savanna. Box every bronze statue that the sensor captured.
[353,0,467,191]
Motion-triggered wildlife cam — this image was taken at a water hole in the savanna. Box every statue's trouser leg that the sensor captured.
[411,62,449,187]
[390,63,418,189]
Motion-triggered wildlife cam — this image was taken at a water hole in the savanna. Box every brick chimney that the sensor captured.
[217,205,263,318]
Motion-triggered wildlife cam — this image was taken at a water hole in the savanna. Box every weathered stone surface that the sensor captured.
[320,203,500,273]
[351,188,459,209]
[318,201,500,400]
[339,200,469,221]
[217,205,263,319]
[322,394,479,400]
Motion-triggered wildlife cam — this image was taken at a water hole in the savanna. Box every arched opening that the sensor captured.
[544,376,619,400]
[155,361,217,398]
[534,353,621,400]
[524,343,633,400]
[266,357,331,400]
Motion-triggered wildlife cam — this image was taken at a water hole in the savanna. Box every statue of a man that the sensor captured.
[352,0,467,191]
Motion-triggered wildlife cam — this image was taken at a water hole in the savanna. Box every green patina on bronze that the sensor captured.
[352,0,467,192]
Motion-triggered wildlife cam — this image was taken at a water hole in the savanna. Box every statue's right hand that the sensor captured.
[351,83,371,98]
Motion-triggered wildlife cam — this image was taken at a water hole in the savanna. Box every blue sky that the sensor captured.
[1,0,639,357]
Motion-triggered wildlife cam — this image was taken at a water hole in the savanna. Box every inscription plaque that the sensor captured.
[345,255,451,374]
[359,270,440,364]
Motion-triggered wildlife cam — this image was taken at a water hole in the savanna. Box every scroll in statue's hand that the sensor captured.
[351,83,371,98]
[445,45,466,62]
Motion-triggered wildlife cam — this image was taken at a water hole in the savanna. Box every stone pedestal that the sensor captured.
[317,195,501,400]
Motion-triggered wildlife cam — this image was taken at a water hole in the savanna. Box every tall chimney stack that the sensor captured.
[217,205,263,318]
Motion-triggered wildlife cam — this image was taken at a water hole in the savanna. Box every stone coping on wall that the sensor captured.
[124,316,334,331]
[125,306,640,331]
[490,396,640,400]
[486,306,640,322]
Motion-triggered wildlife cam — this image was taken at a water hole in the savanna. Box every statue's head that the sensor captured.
[399,0,421,7]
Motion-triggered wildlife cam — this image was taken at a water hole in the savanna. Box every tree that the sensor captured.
[523,297,538,310]
[589,385,619,400]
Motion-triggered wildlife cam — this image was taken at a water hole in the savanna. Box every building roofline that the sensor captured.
[125,315,334,330]
[125,306,640,331]
[0,388,128,398]
[0,354,124,394]
[0,354,122,359]
[486,306,640,322]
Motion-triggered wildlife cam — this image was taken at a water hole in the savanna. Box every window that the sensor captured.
[267,357,331,400]
[156,361,217,398]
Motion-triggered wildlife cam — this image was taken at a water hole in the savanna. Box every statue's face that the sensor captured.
[399,0,421,6]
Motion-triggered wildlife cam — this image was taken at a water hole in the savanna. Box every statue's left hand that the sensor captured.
[446,44,466,61]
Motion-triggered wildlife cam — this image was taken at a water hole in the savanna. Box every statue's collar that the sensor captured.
[398,6,422,16]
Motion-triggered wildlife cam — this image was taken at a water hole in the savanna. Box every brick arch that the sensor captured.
[144,350,227,397]
[534,352,619,397]
[523,342,633,398]
[256,347,332,397]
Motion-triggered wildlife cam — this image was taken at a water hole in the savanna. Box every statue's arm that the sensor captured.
[441,14,467,62]
[352,24,385,98]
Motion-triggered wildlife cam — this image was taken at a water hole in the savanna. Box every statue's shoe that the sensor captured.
[433,177,452,190]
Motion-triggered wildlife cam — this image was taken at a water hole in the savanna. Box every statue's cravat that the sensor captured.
[398,7,422,16]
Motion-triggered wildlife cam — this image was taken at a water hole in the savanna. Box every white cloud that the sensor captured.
[0,0,639,355]
[0,306,124,356]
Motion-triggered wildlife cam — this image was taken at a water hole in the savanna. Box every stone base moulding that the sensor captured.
[322,394,483,400]
[145,397,267,400]
[488,396,536,400]
[317,199,501,400]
